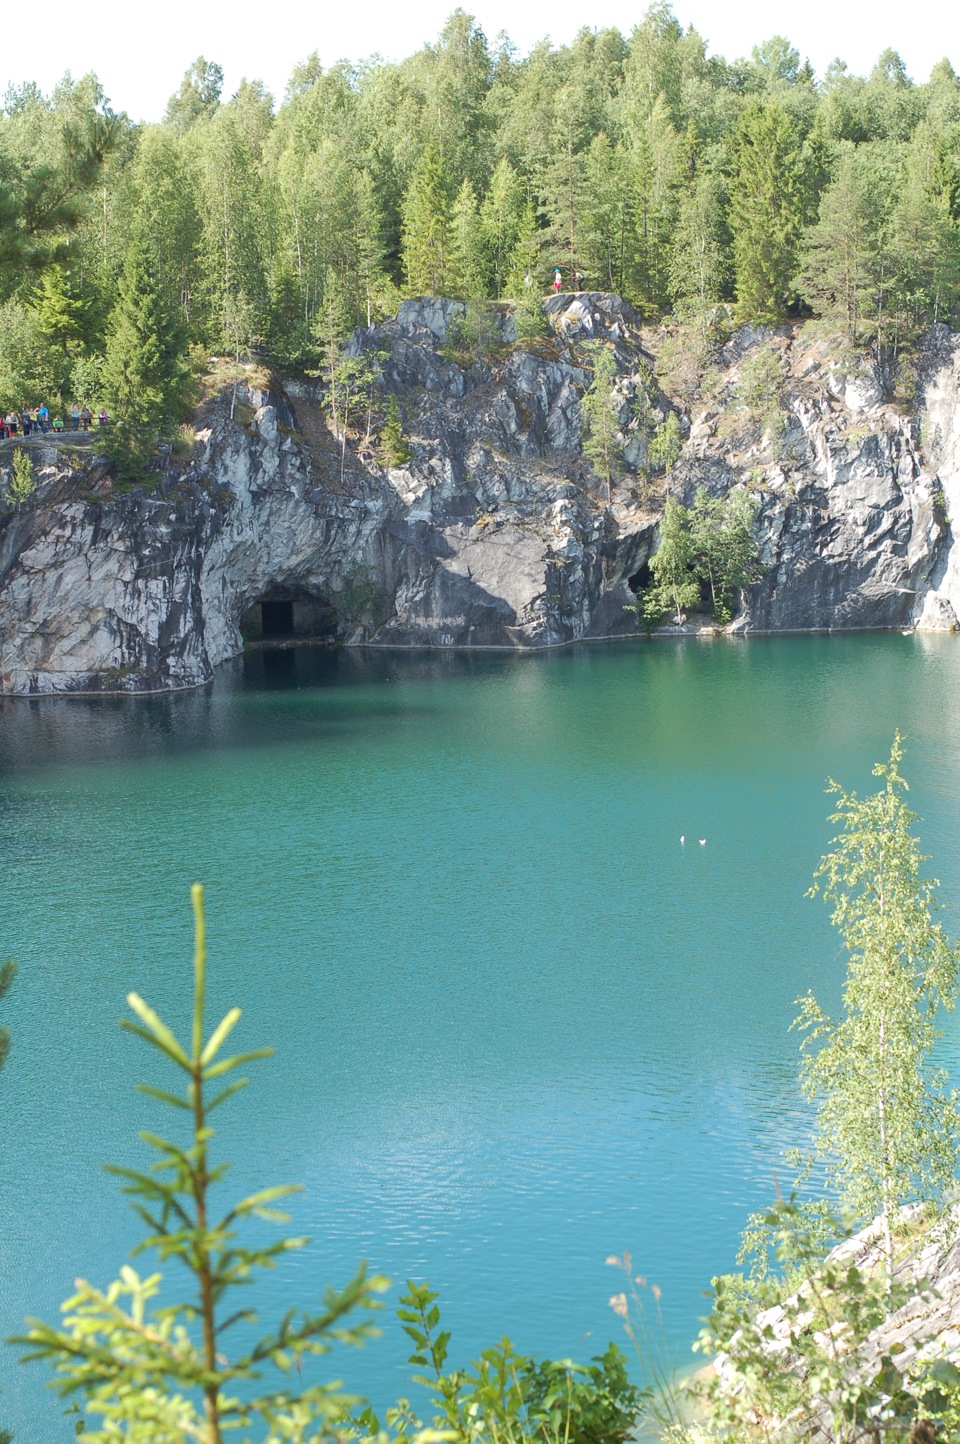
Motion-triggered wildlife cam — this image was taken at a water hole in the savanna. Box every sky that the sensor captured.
[4,0,959,123]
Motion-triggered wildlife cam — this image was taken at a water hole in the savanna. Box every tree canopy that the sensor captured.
[1,8,960,418]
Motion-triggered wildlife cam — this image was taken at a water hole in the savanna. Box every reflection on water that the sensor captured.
[2,634,960,1439]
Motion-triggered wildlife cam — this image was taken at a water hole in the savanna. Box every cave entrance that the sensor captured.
[628,563,651,594]
[260,600,294,637]
[240,587,339,643]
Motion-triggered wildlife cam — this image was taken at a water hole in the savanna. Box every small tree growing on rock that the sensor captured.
[690,486,765,622]
[380,393,411,468]
[8,448,36,507]
[647,411,682,476]
[796,734,960,1278]
[581,343,623,503]
[643,495,701,625]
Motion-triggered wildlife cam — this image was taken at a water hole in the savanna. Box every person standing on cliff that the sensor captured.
[553,268,562,293]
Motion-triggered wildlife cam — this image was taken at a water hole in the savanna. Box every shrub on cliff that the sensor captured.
[7,448,36,508]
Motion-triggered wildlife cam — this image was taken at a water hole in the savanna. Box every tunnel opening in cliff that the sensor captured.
[240,586,339,642]
[628,562,651,594]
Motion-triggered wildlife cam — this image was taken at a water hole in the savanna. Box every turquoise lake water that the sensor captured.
[3,634,960,1440]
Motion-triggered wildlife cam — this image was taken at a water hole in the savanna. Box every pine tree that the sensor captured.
[797,147,883,346]
[101,235,190,478]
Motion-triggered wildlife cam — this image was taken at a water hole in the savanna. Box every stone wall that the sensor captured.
[1,295,958,695]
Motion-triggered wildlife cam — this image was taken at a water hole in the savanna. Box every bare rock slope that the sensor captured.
[1,295,958,695]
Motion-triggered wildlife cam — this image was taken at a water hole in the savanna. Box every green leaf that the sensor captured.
[135,1082,192,1111]
[122,995,190,1069]
[207,1078,250,1111]
[231,1184,300,1216]
[204,1048,273,1079]
[201,1007,242,1065]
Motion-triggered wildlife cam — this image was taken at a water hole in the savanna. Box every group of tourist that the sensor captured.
[552,267,586,293]
[0,403,109,439]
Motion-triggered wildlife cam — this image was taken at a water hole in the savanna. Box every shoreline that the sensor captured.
[2,624,951,701]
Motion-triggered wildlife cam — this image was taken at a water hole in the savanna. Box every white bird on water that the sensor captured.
[699,838,706,846]
[680,835,685,844]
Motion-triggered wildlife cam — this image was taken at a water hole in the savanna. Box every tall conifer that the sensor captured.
[102,235,190,478]
[729,100,807,321]
[402,145,451,296]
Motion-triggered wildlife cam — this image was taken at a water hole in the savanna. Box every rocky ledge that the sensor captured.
[714,1204,960,1441]
[1,294,959,695]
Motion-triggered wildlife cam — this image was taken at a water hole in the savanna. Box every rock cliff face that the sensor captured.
[1,294,959,695]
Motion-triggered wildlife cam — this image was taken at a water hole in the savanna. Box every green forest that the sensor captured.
[3,4,960,426]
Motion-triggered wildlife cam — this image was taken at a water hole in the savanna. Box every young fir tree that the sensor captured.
[8,448,36,508]
[480,158,524,298]
[796,735,960,1275]
[101,234,191,479]
[580,343,622,502]
[18,886,387,1443]
[402,144,452,297]
[447,179,489,300]
[31,262,88,354]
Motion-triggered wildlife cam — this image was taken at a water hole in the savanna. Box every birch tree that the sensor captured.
[796,734,960,1275]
